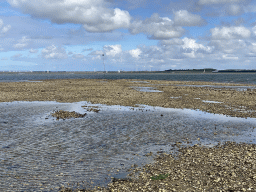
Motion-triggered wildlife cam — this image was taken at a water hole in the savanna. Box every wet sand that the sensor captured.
[1,79,256,191]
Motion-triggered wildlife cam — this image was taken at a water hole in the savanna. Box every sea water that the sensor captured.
[1,101,256,191]
[1,72,256,84]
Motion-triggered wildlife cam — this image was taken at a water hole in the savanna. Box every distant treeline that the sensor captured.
[217,69,256,73]
[165,68,216,72]
[165,69,256,73]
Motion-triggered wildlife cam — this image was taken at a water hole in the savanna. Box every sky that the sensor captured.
[0,0,256,71]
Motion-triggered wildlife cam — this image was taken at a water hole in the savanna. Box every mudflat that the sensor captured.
[1,78,256,118]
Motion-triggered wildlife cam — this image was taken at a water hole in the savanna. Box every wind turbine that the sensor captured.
[102,53,105,73]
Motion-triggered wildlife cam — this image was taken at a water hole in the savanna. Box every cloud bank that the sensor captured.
[7,0,131,32]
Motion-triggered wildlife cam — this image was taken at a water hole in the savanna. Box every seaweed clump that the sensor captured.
[51,110,86,120]
[82,106,100,113]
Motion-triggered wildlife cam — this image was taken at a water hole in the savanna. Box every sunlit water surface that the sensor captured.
[1,101,256,191]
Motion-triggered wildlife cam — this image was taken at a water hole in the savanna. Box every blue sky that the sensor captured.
[0,0,256,71]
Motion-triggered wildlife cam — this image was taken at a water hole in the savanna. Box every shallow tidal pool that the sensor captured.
[0,101,256,191]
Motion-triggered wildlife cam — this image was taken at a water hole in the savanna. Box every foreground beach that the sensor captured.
[61,142,256,192]
[1,79,256,191]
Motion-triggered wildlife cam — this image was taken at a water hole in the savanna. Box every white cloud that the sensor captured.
[29,48,38,53]
[226,4,244,15]
[11,53,22,58]
[1,57,8,60]
[247,43,256,57]
[41,45,68,59]
[222,54,239,60]
[245,52,256,57]
[149,58,164,63]
[129,13,185,39]
[83,8,131,32]
[196,0,250,17]
[1,25,11,33]
[252,26,256,36]
[182,37,212,52]
[198,0,245,5]
[72,53,85,59]
[251,43,256,51]
[160,38,184,46]
[174,10,206,26]
[210,39,247,54]
[90,50,104,55]
[211,26,251,39]
[129,48,141,58]
[0,19,3,29]
[103,44,122,57]
[13,36,30,49]
[159,38,215,60]
[0,16,126,52]
[180,38,213,59]
[0,19,11,35]
[91,55,102,60]
[7,0,131,32]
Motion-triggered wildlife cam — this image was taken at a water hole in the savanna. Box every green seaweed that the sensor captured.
[150,173,169,180]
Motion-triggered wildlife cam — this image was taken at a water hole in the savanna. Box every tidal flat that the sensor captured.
[1,78,256,118]
[1,79,256,191]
